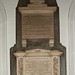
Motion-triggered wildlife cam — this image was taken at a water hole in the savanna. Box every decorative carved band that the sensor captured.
[18,58,23,75]
[53,57,59,75]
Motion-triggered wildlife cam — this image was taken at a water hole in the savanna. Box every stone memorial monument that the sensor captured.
[18,0,57,47]
[14,49,63,75]
[10,0,66,75]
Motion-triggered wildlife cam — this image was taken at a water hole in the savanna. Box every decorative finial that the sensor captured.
[30,0,45,4]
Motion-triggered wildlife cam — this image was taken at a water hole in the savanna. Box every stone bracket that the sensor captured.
[49,38,54,47]
[22,40,27,47]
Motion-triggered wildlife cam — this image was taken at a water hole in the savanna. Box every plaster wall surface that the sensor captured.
[0,0,7,75]
[69,0,75,75]
[0,0,73,75]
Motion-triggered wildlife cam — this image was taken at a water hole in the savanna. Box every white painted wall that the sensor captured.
[0,0,7,75]
[69,0,75,75]
[0,0,73,75]
[0,0,18,75]
[56,0,72,75]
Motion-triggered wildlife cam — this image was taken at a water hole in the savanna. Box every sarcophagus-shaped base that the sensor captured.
[14,49,63,75]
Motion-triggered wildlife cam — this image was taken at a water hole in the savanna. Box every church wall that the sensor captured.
[0,0,72,75]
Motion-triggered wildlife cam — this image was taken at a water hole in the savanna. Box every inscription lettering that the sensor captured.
[25,57,52,75]
[22,14,54,39]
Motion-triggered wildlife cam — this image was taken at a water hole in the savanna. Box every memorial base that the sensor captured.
[14,49,63,75]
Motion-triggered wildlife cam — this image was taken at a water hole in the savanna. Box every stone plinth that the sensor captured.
[14,49,63,75]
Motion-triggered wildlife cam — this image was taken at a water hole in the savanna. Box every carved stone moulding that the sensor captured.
[29,0,46,7]
[30,0,45,4]
[18,7,57,47]
[14,49,63,75]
